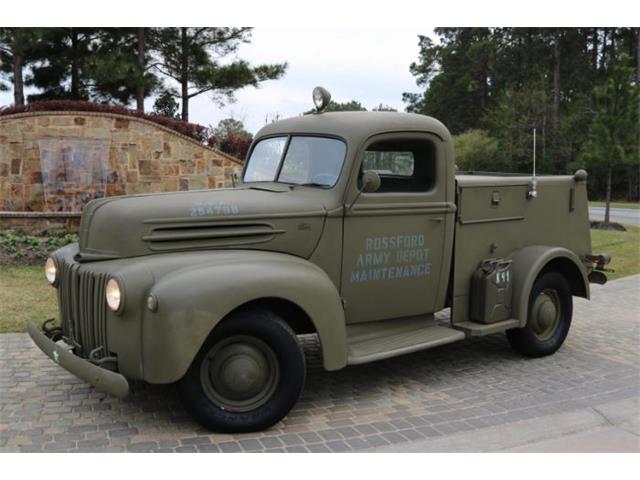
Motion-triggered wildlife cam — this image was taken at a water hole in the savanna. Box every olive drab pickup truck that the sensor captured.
[29,87,611,433]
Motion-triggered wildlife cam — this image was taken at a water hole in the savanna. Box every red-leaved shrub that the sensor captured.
[0,100,209,144]
[208,132,252,161]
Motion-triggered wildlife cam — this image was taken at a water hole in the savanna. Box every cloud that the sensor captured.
[190,27,432,133]
[0,28,434,135]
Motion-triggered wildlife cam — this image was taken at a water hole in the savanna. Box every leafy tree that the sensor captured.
[0,28,39,105]
[403,28,496,134]
[372,104,397,112]
[453,130,500,171]
[214,133,253,161]
[208,118,253,160]
[482,79,552,174]
[211,117,251,138]
[325,100,367,112]
[581,58,639,224]
[405,27,640,201]
[152,90,180,118]
[304,99,367,114]
[153,28,287,121]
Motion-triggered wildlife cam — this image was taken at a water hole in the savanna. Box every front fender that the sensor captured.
[511,246,590,327]
[142,250,346,383]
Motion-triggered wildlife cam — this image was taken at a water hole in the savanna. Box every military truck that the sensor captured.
[29,87,610,433]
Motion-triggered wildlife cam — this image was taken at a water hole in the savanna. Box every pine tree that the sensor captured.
[88,28,159,108]
[152,90,180,119]
[25,28,158,107]
[153,28,287,121]
[27,28,100,101]
[0,28,39,105]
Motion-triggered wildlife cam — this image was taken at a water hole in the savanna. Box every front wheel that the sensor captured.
[178,309,306,432]
[506,271,573,358]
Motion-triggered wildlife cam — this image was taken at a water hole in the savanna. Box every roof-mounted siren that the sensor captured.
[312,86,331,113]
[527,128,538,199]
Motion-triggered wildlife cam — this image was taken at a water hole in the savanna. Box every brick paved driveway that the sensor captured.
[1,275,638,452]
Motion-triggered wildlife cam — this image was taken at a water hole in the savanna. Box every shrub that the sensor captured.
[208,132,252,161]
[453,129,504,172]
[0,230,79,266]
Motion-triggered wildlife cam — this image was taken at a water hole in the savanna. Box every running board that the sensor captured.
[346,315,465,365]
[453,318,521,337]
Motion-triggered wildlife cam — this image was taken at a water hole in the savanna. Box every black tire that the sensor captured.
[506,271,573,358]
[178,308,306,433]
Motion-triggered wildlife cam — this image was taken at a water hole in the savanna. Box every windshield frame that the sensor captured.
[242,133,348,189]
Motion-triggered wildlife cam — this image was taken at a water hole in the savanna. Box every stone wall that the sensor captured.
[0,111,243,214]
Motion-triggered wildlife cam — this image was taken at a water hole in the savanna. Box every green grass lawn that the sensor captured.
[589,201,640,210]
[590,225,640,281]
[0,266,58,334]
[1,227,639,334]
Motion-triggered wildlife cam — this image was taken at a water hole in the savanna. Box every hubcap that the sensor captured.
[531,289,561,341]
[200,335,279,412]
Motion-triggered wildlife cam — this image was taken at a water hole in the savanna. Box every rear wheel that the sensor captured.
[507,271,573,358]
[178,309,306,432]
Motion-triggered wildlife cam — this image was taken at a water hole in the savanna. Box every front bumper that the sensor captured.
[27,321,129,398]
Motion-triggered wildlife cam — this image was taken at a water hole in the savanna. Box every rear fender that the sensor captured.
[142,251,346,383]
[511,246,589,327]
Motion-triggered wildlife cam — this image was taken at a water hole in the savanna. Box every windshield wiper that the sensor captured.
[246,184,289,192]
[290,182,331,189]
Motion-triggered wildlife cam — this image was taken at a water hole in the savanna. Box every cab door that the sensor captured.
[340,132,453,324]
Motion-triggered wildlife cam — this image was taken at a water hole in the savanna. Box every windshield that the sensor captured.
[243,136,347,188]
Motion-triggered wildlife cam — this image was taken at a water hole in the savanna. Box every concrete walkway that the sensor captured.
[378,397,639,452]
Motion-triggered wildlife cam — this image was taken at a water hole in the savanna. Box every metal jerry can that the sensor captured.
[470,258,513,324]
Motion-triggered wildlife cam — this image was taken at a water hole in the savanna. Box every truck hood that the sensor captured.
[77,186,329,261]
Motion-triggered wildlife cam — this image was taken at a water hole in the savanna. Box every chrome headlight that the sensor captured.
[45,257,57,285]
[105,278,123,313]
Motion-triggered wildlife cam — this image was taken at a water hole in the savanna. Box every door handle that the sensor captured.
[429,217,444,222]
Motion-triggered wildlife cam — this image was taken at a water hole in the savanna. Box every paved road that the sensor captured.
[589,207,640,226]
[1,276,638,453]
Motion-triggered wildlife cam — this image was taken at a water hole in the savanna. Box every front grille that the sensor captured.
[57,259,109,360]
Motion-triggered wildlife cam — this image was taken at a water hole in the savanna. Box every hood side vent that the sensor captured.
[142,222,285,251]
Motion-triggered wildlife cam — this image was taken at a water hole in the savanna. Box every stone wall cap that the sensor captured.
[0,110,244,165]
[1,211,82,218]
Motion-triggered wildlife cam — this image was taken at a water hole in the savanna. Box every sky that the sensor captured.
[0,27,434,134]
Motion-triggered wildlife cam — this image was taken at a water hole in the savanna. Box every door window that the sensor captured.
[360,138,436,193]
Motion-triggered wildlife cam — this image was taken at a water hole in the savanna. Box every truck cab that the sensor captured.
[29,89,607,433]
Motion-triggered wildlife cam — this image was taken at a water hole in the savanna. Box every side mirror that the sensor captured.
[361,170,381,193]
[346,171,381,213]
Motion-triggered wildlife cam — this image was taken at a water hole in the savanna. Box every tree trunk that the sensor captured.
[610,28,617,65]
[605,166,612,224]
[180,27,189,122]
[592,28,599,73]
[552,36,561,172]
[12,30,24,106]
[542,113,546,169]
[136,27,145,112]
[600,28,608,71]
[70,28,80,98]
[636,27,640,83]
[635,28,640,158]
